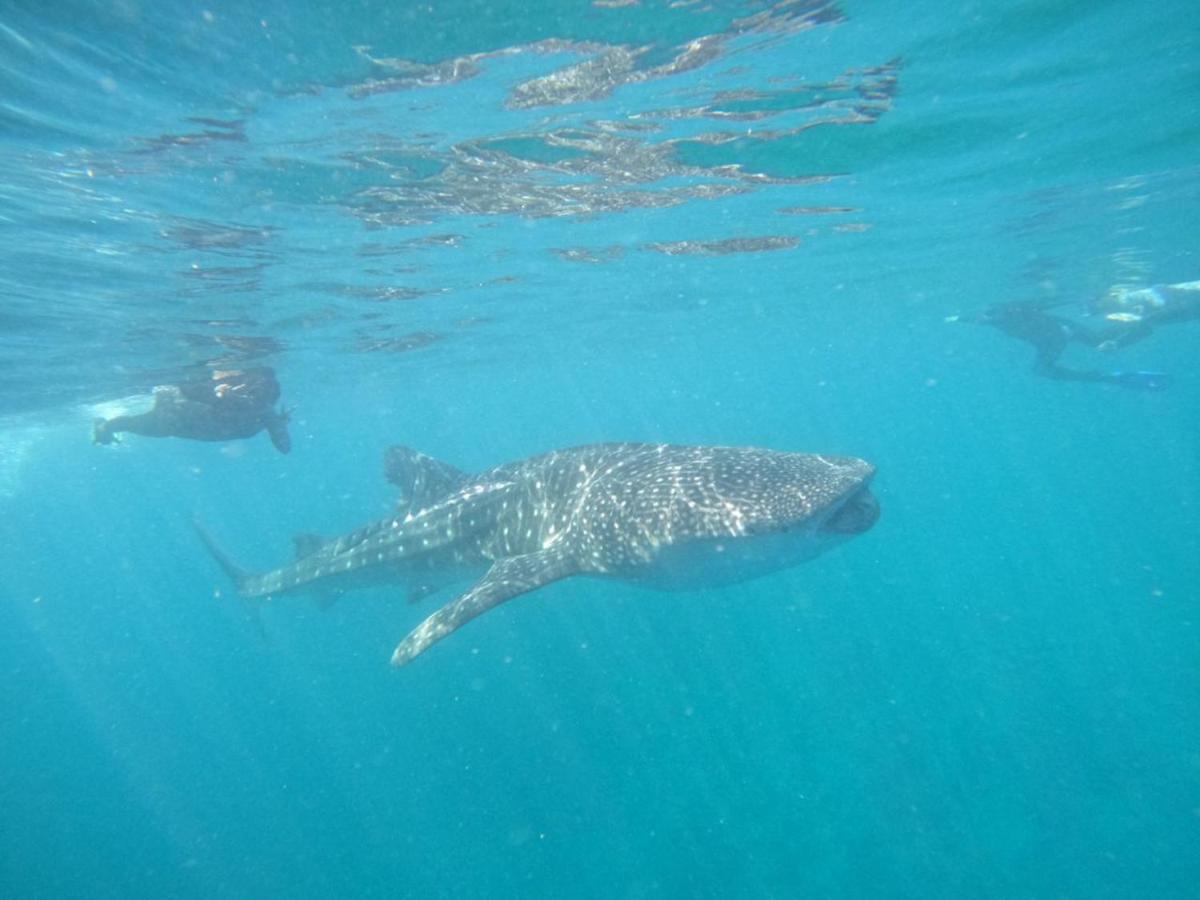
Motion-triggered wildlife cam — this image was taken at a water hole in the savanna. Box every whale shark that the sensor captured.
[197,443,879,666]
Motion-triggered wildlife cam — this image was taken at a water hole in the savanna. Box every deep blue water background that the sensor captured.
[2,1,1198,897]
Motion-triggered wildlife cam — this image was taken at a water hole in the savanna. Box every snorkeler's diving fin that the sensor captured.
[1109,370,1172,391]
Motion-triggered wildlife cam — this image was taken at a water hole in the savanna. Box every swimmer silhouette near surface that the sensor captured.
[949,280,1200,391]
[93,367,291,454]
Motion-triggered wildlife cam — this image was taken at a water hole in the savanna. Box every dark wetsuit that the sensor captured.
[94,366,291,453]
[965,292,1192,390]
[971,302,1123,384]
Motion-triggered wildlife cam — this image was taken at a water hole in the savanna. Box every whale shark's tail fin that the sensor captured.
[193,518,252,592]
[193,518,270,640]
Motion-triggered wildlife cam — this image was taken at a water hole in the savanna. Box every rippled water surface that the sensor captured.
[2,1,1198,897]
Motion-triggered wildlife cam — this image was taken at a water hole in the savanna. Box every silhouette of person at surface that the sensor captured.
[951,280,1200,391]
[93,366,291,453]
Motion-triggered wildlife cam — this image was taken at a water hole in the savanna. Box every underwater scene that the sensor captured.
[1,0,1197,897]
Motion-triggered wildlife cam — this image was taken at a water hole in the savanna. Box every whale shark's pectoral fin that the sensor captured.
[312,588,342,612]
[391,546,577,666]
[406,582,438,605]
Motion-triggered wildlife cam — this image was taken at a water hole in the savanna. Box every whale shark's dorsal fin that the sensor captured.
[384,445,470,514]
[293,533,325,559]
[391,545,578,666]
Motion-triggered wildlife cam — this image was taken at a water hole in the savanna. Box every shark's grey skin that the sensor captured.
[198,443,879,666]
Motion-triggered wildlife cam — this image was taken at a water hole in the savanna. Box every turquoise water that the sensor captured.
[2,0,1198,896]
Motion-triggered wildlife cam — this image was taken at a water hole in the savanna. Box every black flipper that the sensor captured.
[266,409,291,454]
[384,446,469,514]
[390,546,577,666]
[1108,370,1172,391]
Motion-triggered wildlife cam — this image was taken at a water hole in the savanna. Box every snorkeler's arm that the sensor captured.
[1092,320,1154,350]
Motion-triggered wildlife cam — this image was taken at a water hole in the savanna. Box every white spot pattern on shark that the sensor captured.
[196,443,879,666]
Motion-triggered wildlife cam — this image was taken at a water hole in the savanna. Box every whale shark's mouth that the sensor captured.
[824,488,880,535]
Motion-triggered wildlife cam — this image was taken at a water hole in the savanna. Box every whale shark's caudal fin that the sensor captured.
[193,518,272,638]
[390,545,578,666]
[193,518,252,592]
[384,445,470,514]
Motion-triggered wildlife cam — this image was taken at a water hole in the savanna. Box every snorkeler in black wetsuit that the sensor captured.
[951,280,1200,391]
[956,301,1156,388]
[93,366,292,453]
